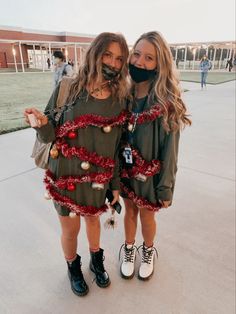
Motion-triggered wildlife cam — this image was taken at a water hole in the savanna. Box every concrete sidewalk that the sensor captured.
[0,81,235,314]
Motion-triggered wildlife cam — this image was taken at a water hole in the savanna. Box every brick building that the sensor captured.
[0,25,235,72]
[0,26,95,71]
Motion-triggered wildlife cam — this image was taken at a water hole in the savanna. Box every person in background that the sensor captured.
[119,31,191,281]
[233,57,236,69]
[47,57,51,69]
[199,55,212,89]
[225,57,233,72]
[175,57,179,69]
[24,32,129,296]
[53,51,73,88]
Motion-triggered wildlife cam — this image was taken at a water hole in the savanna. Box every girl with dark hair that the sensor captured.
[24,32,129,296]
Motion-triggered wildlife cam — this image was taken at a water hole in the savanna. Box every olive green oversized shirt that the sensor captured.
[36,85,125,213]
[122,97,180,205]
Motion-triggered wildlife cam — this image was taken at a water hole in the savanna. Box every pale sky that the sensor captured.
[0,0,235,44]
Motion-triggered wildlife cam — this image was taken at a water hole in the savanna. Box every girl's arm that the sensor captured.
[34,85,61,143]
[155,125,180,205]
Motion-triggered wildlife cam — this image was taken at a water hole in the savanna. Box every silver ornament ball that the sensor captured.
[91,182,105,190]
[81,161,90,170]
[103,126,112,133]
[44,191,51,200]
[69,212,77,218]
[135,173,147,182]
[128,124,134,132]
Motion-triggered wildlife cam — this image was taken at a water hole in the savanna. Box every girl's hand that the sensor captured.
[111,190,120,205]
[159,200,171,208]
[24,108,48,128]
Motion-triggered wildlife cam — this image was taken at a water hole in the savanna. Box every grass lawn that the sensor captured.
[0,71,235,133]
[0,72,53,133]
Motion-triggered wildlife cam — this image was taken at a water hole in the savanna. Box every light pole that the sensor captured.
[65,49,68,63]
[192,48,196,70]
[12,47,18,73]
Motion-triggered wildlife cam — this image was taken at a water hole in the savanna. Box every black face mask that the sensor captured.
[129,63,157,83]
[102,63,120,81]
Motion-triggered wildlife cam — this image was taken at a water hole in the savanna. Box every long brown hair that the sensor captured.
[67,32,130,104]
[131,31,191,131]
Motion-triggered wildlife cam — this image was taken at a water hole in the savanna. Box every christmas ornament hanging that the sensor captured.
[67,131,77,139]
[135,173,147,182]
[81,161,90,170]
[102,126,112,133]
[91,182,104,190]
[50,145,59,159]
[69,212,77,218]
[67,183,76,191]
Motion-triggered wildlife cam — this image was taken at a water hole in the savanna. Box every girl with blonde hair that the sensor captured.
[120,31,191,280]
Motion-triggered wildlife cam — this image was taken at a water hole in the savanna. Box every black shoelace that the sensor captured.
[69,262,83,278]
[92,255,106,284]
[93,253,105,273]
[137,244,158,264]
[119,244,137,262]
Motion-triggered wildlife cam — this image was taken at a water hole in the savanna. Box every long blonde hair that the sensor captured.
[132,31,191,131]
[67,32,130,104]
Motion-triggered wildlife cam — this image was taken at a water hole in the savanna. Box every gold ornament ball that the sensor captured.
[50,148,59,159]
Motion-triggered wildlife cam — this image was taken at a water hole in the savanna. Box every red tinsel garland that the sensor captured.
[44,176,108,216]
[120,182,161,212]
[56,139,115,169]
[121,147,161,179]
[45,169,113,190]
[129,104,163,125]
[56,110,128,138]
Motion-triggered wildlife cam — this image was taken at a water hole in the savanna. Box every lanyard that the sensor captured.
[128,113,139,145]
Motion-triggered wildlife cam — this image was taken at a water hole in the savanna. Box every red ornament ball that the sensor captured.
[67,183,76,191]
[68,131,77,139]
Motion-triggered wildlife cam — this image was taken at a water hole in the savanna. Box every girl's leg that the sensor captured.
[58,214,89,297]
[124,198,139,244]
[139,208,156,247]
[58,214,81,260]
[204,72,208,86]
[120,198,139,279]
[84,215,110,288]
[138,208,157,280]
[201,72,204,88]
[84,215,100,252]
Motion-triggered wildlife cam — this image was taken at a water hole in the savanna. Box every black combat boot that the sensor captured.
[67,254,89,296]
[90,248,111,288]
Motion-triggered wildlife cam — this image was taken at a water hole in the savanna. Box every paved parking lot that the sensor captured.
[0,81,235,314]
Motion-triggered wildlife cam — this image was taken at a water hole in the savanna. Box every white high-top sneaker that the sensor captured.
[119,243,137,279]
[138,243,158,280]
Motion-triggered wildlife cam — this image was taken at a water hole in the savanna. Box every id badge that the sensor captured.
[123,147,133,164]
